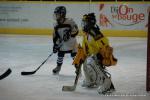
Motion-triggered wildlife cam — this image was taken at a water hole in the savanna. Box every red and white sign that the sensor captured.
[99,4,150,30]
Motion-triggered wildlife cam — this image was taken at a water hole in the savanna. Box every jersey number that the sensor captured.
[63,29,71,41]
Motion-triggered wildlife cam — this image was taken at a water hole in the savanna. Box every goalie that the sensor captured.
[73,13,117,94]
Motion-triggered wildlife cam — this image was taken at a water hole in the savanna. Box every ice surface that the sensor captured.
[0,35,149,100]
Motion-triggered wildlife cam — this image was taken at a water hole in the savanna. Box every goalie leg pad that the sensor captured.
[82,56,98,87]
[82,56,106,87]
[82,55,115,93]
[97,77,112,94]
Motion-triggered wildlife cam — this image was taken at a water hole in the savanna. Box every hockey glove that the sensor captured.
[53,44,59,53]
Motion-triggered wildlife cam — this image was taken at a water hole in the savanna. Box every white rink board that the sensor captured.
[0,2,149,30]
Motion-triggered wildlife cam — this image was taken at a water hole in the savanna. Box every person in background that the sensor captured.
[52,6,79,74]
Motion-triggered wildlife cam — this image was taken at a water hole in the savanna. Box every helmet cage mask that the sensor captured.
[81,13,96,32]
[53,6,66,22]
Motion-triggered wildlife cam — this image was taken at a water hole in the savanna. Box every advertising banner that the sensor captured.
[99,4,150,30]
[0,2,149,36]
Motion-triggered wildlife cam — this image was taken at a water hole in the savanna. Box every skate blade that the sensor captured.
[62,86,75,91]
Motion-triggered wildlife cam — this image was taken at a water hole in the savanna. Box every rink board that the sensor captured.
[0,1,150,37]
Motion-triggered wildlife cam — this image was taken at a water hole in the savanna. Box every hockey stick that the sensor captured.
[62,63,82,91]
[21,52,53,75]
[0,68,12,80]
[21,39,64,76]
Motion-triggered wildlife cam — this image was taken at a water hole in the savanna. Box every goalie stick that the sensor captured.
[62,63,82,91]
[21,52,53,75]
[0,68,12,80]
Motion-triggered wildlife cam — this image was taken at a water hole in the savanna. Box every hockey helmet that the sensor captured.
[53,6,66,21]
[82,13,96,26]
[82,13,96,32]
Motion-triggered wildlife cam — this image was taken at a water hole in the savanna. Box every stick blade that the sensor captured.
[62,85,76,91]
[0,68,12,80]
[21,71,35,75]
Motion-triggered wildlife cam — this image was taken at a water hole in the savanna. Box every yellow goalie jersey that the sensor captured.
[82,33,109,56]
[73,32,117,67]
[73,33,108,64]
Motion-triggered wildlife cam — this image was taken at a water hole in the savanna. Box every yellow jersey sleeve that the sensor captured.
[82,34,109,56]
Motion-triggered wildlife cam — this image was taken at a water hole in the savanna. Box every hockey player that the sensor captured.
[52,6,79,74]
[73,13,117,94]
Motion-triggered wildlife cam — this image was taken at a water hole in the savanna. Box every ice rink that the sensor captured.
[0,35,149,100]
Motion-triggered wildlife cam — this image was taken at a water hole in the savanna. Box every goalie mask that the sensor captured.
[53,6,66,23]
[81,13,96,32]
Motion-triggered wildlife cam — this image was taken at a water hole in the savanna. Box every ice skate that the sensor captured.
[107,83,115,93]
[52,65,61,74]
[97,78,115,94]
[97,78,110,94]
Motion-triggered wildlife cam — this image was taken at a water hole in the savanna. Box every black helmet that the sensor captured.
[54,6,66,19]
[82,13,96,32]
[82,13,96,26]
